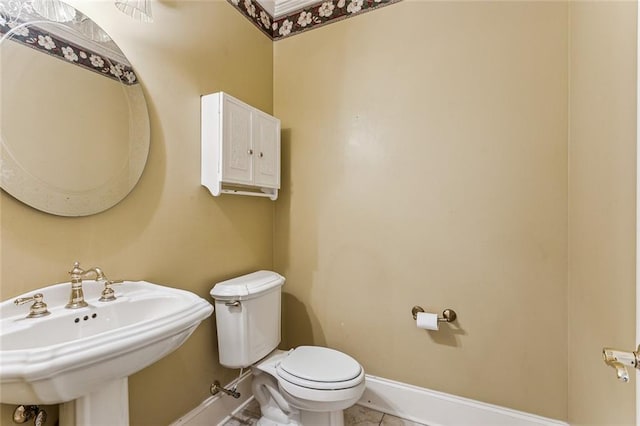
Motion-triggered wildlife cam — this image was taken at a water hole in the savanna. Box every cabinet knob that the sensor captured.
[248,149,253,155]
[259,152,264,158]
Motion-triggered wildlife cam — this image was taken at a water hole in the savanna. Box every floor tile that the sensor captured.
[221,414,257,426]
[223,400,424,426]
[380,413,427,426]
[222,401,260,426]
[241,399,262,417]
[344,405,385,425]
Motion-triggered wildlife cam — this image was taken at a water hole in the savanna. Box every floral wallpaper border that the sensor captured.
[0,22,138,85]
[227,0,402,40]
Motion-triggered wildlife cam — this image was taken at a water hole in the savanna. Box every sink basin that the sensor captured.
[0,280,213,405]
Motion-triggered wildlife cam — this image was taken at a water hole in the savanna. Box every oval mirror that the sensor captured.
[0,0,150,216]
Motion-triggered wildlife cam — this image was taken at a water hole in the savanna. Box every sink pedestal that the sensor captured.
[60,378,129,426]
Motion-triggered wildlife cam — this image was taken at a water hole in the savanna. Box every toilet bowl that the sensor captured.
[210,271,365,426]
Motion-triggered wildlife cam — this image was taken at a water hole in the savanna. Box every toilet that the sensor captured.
[210,271,365,426]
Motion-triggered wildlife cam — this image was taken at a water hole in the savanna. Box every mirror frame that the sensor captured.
[0,2,150,216]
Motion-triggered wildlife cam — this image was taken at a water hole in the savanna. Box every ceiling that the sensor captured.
[255,0,318,18]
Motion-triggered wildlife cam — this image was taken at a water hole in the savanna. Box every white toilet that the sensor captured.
[210,271,365,426]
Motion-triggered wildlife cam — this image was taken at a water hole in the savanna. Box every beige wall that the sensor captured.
[0,1,273,425]
[568,2,637,424]
[1,1,637,424]
[274,1,569,420]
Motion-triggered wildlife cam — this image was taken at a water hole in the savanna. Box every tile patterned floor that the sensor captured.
[222,399,427,426]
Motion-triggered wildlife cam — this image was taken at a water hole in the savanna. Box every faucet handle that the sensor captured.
[69,261,84,279]
[14,293,51,318]
[99,280,124,302]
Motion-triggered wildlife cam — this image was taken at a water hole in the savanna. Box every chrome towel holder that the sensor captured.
[411,306,457,323]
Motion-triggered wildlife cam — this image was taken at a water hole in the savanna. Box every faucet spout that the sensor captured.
[82,267,107,281]
[65,261,108,309]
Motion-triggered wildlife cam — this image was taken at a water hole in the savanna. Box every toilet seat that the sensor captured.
[276,346,364,391]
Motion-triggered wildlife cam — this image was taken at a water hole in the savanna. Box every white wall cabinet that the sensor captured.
[201,92,280,200]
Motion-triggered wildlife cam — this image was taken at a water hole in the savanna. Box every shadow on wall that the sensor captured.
[425,319,467,347]
[276,129,324,348]
[281,292,326,349]
[274,129,294,274]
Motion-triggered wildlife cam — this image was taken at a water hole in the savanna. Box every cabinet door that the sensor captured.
[252,110,280,188]
[221,95,253,185]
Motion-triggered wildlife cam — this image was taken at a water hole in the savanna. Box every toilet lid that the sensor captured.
[276,346,363,390]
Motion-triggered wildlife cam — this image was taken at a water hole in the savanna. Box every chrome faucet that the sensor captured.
[66,261,108,309]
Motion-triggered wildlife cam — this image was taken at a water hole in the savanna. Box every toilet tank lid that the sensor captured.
[210,270,285,299]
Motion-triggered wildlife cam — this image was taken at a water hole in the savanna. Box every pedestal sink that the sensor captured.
[0,280,213,425]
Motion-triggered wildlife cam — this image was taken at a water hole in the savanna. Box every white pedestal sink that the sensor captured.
[0,280,214,425]
[58,378,129,426]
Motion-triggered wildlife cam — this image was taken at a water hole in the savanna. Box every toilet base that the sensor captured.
[251,365,349,426]
[256,417,299,426]
[300,410,344,426]
[253,370,302,425]
[254,404,344,426]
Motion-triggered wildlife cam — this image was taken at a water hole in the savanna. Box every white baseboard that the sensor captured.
[359,375,568,426]
[171,373,569,426]
[169,371,253,426]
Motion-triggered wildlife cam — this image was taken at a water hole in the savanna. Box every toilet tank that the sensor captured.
[210,271,285,368]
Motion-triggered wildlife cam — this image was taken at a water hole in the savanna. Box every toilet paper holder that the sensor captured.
[411,306,457,323]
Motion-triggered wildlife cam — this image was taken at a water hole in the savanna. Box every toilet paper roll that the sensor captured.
[416,312,439,331]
